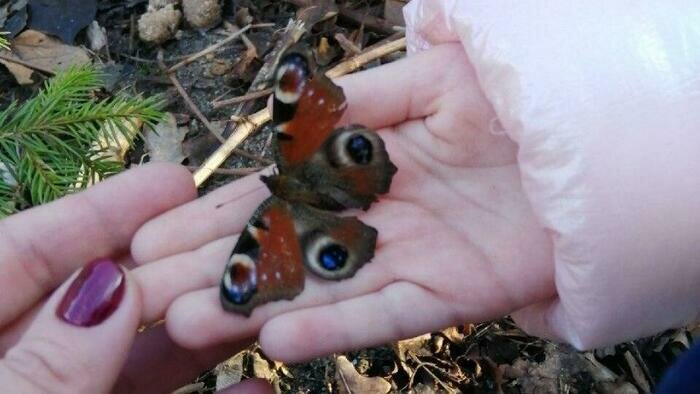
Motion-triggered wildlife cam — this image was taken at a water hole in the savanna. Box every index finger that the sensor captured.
[0,163,196,327]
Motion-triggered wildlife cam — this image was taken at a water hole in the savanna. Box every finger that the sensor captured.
[510,298,571,344]
[164,254,392,350]
[133,236,236,323]
[114,324,255,394]
[258,281,465,363]
[336,43,472,129]
[0,163,195,327]
[131,171,269,264]
[220,378,274,394]
[0,259,141,393]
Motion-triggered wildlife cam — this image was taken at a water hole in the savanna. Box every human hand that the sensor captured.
[130,43,556,362]
[0,164,271,393]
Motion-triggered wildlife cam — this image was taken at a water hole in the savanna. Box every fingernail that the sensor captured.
[56,258,125,327]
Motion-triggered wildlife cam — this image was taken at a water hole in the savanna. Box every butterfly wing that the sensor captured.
[272,50,347,170]
[302,124,397,210]
[289,203,378,281]
[220,197,378,316]
[220,197,305,316]
[271,50,397,210]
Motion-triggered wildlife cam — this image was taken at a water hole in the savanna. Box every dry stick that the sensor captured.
[211,87,273,109]
[334,32,362,55]
[0,54,55,76]
[283,0,396,35]
[186,165,263,176]
[167,24,252,73]
[193,36,407,187]
[326,36,405,78]
[337,4,397,35]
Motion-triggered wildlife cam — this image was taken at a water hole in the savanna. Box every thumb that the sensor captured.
[0,258,140,393]
[511,297,584,349]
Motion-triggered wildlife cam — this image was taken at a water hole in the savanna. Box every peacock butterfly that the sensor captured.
[220,47,397,316]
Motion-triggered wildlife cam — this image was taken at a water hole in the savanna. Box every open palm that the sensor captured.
[131,44,555,362]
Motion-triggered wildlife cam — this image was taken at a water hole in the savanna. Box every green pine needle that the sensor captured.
[0,66,164,217]
[0,32,8,50]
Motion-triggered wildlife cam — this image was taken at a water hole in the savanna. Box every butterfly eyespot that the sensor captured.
[346,134,373,165]
[275,53,309,104]
[221,254,257,305]
[319,244,348,271]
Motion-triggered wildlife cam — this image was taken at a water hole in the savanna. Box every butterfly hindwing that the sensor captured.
[289,203,378,280]
[220,197,305,316]
[303,124,397,210]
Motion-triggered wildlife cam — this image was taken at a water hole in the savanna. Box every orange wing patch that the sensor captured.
[278,73,347,167]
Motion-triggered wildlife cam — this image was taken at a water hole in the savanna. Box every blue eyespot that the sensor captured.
[222,261,257,304]
[346,134,373,165]
[319,244,348,271]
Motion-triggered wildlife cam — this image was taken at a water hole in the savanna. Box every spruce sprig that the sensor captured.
[0,66,164,216]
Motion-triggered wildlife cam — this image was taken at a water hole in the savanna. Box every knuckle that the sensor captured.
[4,336,87,393]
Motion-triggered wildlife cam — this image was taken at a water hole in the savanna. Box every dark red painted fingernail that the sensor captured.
[56,258,125,327]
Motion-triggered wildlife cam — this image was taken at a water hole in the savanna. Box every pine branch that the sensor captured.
[0,66,164,216]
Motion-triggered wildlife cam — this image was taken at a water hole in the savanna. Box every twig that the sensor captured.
[223,20,259,58]
[161,60,227,144]
[187,165,263,176]
[337,4,397,35]
[283,0,397,35]
[326,37,406,78]
[193,36,407,186]
[211,88,273,109]
[167,24,252,73]
[118,53,157,63]
[334,32,362,55]
[0,54,55,76]
[128,13,136,54]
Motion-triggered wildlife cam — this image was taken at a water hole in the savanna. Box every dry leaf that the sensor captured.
[623,351,651,394]
[0,29,91,84]
[0,53,34,84]
[215,351,245,391]
[395,334,432,363]
[336,355,391,394]
[73,118,142,189]
[144,112,187,163]
[442,326,466,344]
[251,351,282,393]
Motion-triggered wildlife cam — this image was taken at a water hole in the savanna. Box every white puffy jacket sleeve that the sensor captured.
[404,0,700,349]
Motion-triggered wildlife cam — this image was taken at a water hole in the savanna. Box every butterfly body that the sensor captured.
[221,48,396,316]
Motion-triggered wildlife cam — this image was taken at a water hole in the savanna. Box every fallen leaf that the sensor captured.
[27,0,96,43]
[336,355,391,394]
[73,117,143,188]
[251,351,284,393]
[215,351,245,391]
[0,29,91,84]
[0,52,34,84]
[395,334,432,363]
[441,326,466,344]
[144,112,187,163]
[623,351,651,394]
